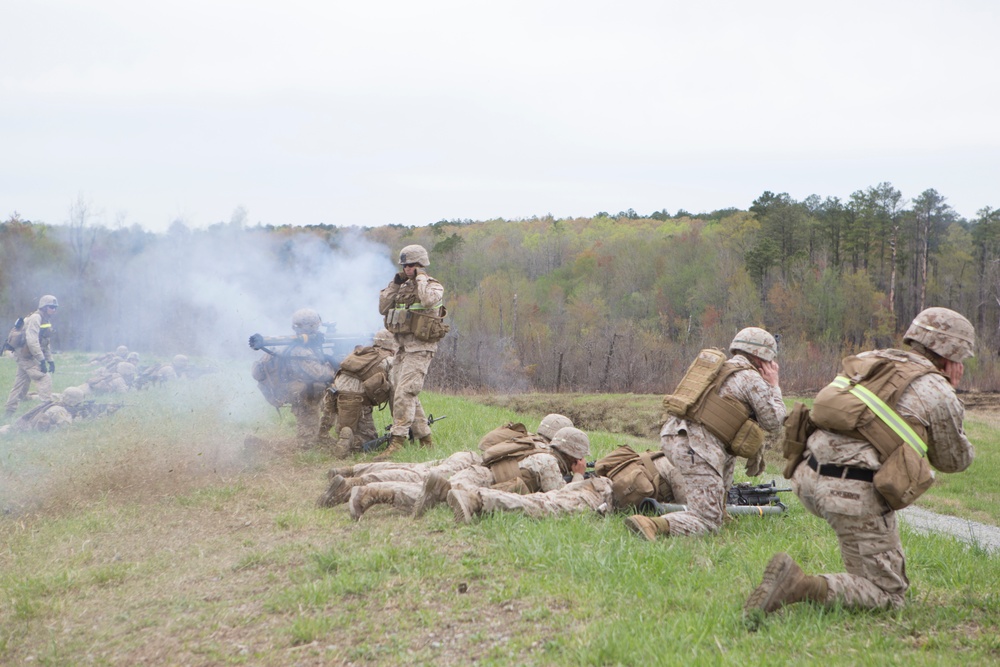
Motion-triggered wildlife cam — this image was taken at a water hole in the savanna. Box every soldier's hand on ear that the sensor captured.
[393,272,407,285]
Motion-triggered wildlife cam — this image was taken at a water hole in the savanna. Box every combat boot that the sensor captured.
[317,475,359,507]
[327,465,355,480]
[332,427,353,459]
[446,489,483,524]
[624,515,671,542]
[419,434,434,448]
[349,486,395,521]
[373,435,407,461]
[744,552,829,615]
[413,471,452,518]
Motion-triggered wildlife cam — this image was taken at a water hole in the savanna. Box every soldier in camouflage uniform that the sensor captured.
[446,444,684,524]
[319,328,397,457]
[86,361,136,394]
[375,245,447,460]
[4,295,59,418]
[326,414,573,520]
[251,309,337,445]
[625,327,786,541]
[745,308,976,616]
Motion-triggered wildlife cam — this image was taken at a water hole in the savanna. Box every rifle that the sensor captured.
[68,400,125,420]
[563,461,597,483]
[133,364,164,390]
[361,414,448,453]
[638,480,791,516]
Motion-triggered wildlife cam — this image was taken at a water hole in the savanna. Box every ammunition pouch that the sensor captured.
[410,306,450,342]
[873,444,935,510]
[781,401,815,479]
[362,373,392,405]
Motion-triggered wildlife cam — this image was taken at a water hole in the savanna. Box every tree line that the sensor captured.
[3,182,999,395]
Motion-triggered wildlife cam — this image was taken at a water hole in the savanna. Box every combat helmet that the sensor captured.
[115,345,129,357]
[38,295,59,309]
[61,386,86,406]
[904,307,976,362]
[549,426,590,460]
[117,362,137,379]
[399,244,430,268]
[172,354,189,368]
[373,328,398,353]
[292,308,322,334]
[730,327,778,362]
[537,413,573,441]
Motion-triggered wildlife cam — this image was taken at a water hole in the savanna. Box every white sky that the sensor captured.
[2,0,997,231]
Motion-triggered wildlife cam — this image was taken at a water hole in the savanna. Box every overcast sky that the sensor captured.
[2,0,997,232]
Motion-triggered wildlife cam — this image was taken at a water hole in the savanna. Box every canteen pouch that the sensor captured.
[873,444,934,510]
[782,401,815,479]
[727,419,765,459]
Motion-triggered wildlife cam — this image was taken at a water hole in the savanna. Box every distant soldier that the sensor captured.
[446,444,686,524]
[375,244,449,459]
[251,309,337,445]
[319,328,397,457]
[0,386,121,435]
[86,362,136,394]
[746,308,976,616]
[625,327,786,541]
[4,295,59,418]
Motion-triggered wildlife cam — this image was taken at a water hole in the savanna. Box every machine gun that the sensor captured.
[637,480,791,516]
[361,414,448,453]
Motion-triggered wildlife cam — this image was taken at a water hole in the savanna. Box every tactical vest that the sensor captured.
[594,445,670,508]
[808,352,939,509]
[482,437,565,492]
[384,279,449,342]
[663,351,765,458]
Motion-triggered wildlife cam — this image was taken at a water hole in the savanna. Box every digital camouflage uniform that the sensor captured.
[790,349,972,610]
[658,352,786,536]
[470,454,679,519]
[4,297,57,417]
[378,246,445,444]
[746,307,976,617]
[251,310,336,445]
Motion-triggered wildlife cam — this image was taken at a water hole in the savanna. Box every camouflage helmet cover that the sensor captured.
[117,362,137,378]
[61,386,86,406]
[291,308,322,334]
[399,244,430,268]
[537,413,573,441]
[730,327,778,362]
[373,328,398,353]
[904,307,976,362]
[115,345,129,357]
[173,354,189,367]
[38,295,59,309]
[549,426,590,460]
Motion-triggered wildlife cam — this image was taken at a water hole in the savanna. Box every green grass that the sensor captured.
[0,355,999,665]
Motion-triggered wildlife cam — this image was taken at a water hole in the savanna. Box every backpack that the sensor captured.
[3,316,26,353]
[594,445,669,508]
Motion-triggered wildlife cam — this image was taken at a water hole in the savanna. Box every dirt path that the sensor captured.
[901,506,1000,554]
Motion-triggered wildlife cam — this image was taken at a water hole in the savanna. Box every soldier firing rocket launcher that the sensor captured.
[248,330,374,363]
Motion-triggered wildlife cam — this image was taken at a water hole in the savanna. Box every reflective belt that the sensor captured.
[829,375,928,458]
[394,301,442,312]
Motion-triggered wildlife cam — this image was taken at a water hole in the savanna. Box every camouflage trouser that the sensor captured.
[792,459,906,609]
[349,452,482,480]
[358,481,423,514]
[291,392,323,443]
[5,356,52,414]
[325,391,376,450]
[479,477,614,518]
[390,349,433,439]
[447,464,496,492]
[660,434,734,536]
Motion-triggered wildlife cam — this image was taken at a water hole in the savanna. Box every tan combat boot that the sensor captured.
[744,552,829,615]
[446,489,483,524]
[373,435,407,462]
[332,427,353,459]
[624,515,671,542]
[349,486,395,521]
[412,471,452,518]
[317,475,359,508]
[327,465,355,481]
[419,434,433,448]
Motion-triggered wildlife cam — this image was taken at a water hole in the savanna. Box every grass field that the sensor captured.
[1,353,999,665]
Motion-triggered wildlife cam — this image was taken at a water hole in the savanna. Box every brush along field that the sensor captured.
[1,355,999,666]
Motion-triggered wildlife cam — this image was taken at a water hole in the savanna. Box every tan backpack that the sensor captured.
[594,445,669,508]
[482,438,546,485]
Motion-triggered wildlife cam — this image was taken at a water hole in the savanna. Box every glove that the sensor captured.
[47,361,55,373]
[39,360,48,373]
[393,272,407,285]
[745,448,765,477]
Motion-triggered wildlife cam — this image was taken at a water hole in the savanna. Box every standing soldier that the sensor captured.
[625,327,786,540]
[320,328,397,457]
[4,295,59,419]
[745,308,976,617]
[376,244,448,460]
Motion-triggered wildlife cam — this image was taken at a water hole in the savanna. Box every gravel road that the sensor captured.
[901,506,1000,554]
